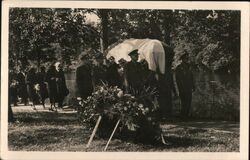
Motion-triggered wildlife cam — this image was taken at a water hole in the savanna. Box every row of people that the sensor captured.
[76,50,156,99]
[9,62,68,111]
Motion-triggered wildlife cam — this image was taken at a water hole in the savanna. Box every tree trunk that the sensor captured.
[161,11,174,45]
[99,9,109,54]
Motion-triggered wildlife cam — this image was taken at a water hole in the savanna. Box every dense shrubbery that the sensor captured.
[190,72,239,121]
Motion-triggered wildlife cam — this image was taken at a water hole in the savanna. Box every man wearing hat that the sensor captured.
[175,51,195,119]
[76,53,93,99]
[124,49,145,92]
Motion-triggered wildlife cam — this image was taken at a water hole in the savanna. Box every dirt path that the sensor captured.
[12,104,78,122]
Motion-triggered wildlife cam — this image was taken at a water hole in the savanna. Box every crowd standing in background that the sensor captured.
[9,49,194,120]
[9,61,69,111]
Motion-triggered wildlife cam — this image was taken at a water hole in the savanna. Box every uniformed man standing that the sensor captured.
[76,54,93,99]
[175,52,195,119]
[124,49,145,92]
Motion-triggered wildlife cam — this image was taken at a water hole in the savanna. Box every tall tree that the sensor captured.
[98,9,109,53]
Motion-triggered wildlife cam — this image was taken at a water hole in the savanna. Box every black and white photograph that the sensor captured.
[1,1,249,160]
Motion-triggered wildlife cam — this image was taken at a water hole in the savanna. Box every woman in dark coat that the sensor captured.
[16,67,28,105]
[46,64,58,111]
[55,62,68,108]
[37,66,49,108]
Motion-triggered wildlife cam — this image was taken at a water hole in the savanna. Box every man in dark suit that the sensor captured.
[92,54,107,87]
[106,56,121,87]
[76,54,93,99]
[175,51,195,119]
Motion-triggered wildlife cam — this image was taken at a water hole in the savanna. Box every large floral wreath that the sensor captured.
[77,83,162,144]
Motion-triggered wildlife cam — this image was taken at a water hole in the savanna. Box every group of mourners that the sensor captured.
[9,62,69,111]
[76,49,155,99]
[76,49,195,120]
[9,48,195,119]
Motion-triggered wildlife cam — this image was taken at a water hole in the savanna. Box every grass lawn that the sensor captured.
[8,105,239,152]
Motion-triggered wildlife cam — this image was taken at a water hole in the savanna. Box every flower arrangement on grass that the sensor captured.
[77,83,162,143]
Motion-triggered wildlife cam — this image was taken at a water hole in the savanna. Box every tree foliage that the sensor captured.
[9,8,99,69]
[9,8,240,73]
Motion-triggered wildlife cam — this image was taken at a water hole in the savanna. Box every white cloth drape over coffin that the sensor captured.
[106,38,166,74]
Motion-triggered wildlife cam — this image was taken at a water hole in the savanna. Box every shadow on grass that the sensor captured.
[104,127,212,151]
[9,125,90,149]
[9,128,65,147]
[111,135,211,151]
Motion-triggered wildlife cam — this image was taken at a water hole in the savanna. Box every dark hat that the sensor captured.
[128,49,139,56]
[108,56,115,60]
[118,58,127,64]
